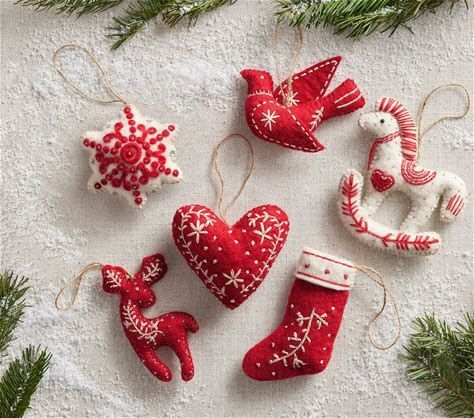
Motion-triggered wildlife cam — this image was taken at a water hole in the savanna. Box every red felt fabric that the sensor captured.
[241,57,365,153]
[172,205,289,310]
[243,278,349,381]
[101,254,199,382]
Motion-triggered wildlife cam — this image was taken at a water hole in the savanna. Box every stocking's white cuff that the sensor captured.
[294,247,355,291]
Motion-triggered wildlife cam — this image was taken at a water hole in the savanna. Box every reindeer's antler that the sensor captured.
[140,254,167,285]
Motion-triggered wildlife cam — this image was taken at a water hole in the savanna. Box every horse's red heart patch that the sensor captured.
[371,169,395,192]
[172,205,289,309]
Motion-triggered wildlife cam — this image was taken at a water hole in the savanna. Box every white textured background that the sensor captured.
[1,1,473,416]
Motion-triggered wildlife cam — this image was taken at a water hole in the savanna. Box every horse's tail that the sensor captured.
[439,171,467,223]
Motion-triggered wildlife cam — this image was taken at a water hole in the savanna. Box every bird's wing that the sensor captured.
[274,56,341,106]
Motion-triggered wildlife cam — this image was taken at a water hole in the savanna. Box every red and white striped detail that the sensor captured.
[446,194,465,216]
[335,87,362,109]
[376,97,418,161]
[401,160,437,186]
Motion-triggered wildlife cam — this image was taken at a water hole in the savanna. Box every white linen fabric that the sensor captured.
[1,1,472,416]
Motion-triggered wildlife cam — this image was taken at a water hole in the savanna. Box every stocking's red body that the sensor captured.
[241,57,365,152]
[101,254,199,382]
[243,248,355,381]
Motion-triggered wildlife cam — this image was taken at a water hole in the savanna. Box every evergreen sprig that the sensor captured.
[0,272,29,359]
[0,347,52,418]
[108,0,236,49]
[402,313,474,417]
[0,271,52,418]
[276,0,468,38]
[15,0,124,16]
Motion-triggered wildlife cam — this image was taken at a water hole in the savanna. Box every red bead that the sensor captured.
[168,125,175,131]
[129,135,136,141]
[158,156,166,164]
[343,274,349,280]
[130,166,137,173]
[111,179,121,188]
[324,269,330,274]
[94,182,101,189]
[149,127,157,134]
[165,168,171,175]
[111,148,118,155]
[150,138,157,145]
[144,157,151,164]
[123,182,132,191]
[114,122,123,130]
[112,168,119,175]
[158,165,165,172]
[100,179,107,185]
[139,176,148,185]
[138,162,144,169]
[124,107,131,113]
[157,134,163,141]
[118,163,124,170]
[151,161,158,169]
[135,198,142,205]
[83,139,90,146]
[162,130,169,137]
[96,144,102,151]
[128,120,135,126]
[126,113,134,120]
[90,141,96,148]
[132,184,139,190]
[103,134,112,143]
[106,174,113,180]
[99,165,107,174]
[132,190,140,197]
[137,124,144,130]
[172,169,179,177]
[150,170,159,178]
[115,141,122,148]
[130,127,136,133]
[103,146,110,153]
[95,153,103,162]
[143,143,149,149]
[130,175,138,182]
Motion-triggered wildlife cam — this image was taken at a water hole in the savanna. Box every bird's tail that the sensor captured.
[322,79,365,118]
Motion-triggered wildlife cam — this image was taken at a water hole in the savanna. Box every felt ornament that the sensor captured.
[241,25,365,152]
[53,45,182,208]
[338,86,470,256]
[56,254,198,382]
[243,247,401,381]
[172,134,290,309]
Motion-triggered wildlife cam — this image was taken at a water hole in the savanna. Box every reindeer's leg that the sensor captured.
[400,194,439,232]
[140,349,173,382]
[362,187,388,216]
[169,338,195,382]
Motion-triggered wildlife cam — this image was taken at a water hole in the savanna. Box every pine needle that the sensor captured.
[401,313,474,417]
[15,0,124,16]
[276,0,468,38]
[0,346,52,418]
[0,272,29,360]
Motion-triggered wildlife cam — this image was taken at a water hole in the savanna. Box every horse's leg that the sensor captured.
[362,187,387,216]
[140,349,173,382]
[169,337,195,381]
[400,194,439,232]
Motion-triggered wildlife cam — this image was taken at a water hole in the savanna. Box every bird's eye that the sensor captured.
[380,119,385,124]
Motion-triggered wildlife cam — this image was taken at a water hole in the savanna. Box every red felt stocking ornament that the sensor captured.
[243,247,400,381]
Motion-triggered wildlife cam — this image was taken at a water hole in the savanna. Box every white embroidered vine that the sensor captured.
[269,308,328,369]
[142,262,162,283]
[122,300,163,343]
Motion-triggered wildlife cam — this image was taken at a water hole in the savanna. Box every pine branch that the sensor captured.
[0,272,29,361]
[108,0,171,50]
[0,346,52,418]
[108,0,236,49]
[276,0,469,38]
[401,313,474,417]
[15,0,124,16]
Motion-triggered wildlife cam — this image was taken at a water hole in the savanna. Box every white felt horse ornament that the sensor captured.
[338,97,467,256]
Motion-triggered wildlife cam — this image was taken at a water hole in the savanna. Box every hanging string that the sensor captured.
[54,262,103,310]
[354,265,401,350]
[53,44,128,105]
[273,21,304,107]
[416,83,471,162]
[212,133,255,224]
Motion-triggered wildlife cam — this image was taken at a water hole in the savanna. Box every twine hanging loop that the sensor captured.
[416,83,471,162]
[54,262,103,310]
[53,44,128,105]
[212,133,254,224]
[273,21,304,107]
[355,265,401,350]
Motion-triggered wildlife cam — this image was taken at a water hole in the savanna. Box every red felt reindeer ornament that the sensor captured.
[56,254,198,382]
[241,25,365,152]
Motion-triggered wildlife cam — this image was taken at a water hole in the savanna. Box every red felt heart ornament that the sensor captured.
[371,169,395,192]
[172,205,289,309]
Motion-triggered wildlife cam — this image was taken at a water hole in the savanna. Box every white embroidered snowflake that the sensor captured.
[260,109,280,130]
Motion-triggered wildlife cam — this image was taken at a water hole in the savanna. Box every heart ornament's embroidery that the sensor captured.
[172,205,289,309]
[371,169,395,192]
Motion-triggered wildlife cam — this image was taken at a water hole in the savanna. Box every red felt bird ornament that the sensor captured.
[241,57,365,152]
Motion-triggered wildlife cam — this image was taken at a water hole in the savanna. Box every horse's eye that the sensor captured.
[380,119,385,124]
